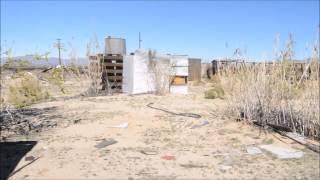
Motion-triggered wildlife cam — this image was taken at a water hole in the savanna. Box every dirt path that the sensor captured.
[6,86,320,179]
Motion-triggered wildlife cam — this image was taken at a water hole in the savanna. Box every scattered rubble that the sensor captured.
[95,138,117,149]
[0,107,61,138]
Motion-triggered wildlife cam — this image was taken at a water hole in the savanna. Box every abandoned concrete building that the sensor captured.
[89,36,202,94]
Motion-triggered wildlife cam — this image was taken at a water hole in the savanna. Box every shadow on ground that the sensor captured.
[0,141,37,180]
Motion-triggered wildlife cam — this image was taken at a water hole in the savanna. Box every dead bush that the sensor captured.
[48,67,65,93]
[148,50,174,95]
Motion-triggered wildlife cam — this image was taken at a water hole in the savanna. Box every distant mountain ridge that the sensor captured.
[1,55,89,67]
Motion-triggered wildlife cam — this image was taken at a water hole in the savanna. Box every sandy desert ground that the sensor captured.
[1,80,319,180]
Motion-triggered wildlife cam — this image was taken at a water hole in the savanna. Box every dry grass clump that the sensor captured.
[220,36,320,139]
[205,87,224,99]
[8,72,49,108]
[205,75,225,99]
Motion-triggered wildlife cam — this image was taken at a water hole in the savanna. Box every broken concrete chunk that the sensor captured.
[246,147,262,155]
[95,138,117,149]
[259,145,304,159]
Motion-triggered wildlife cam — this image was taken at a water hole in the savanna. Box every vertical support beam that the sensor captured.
[212,60,218,76]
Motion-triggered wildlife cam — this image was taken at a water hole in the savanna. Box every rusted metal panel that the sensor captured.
[188,58,201,81]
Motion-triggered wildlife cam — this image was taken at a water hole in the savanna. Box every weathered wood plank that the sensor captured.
[104,63,123,67]
[106,69,123,73]
[108,76,123,80]
[104,55,123,60]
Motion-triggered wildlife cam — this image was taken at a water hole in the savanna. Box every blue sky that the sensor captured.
[1,1,319,61]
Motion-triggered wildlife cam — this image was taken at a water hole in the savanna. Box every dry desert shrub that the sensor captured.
[220,35,320,139]
[1,46,88,109]
[148,49,175,95]
[204,87,224,99]
[48,66,65,93]
[8,72,49,108]
[204,75,225,99]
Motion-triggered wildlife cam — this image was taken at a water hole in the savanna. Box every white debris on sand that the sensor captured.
[246,147,263,155]
[259,145,304,159]
[190,119,209,129]
[108,122,129,129]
